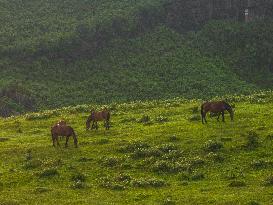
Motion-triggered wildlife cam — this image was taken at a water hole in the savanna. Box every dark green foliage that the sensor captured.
[251,159,273,170]
[24,160,42,170]
[0,138,9,142]
[163,198,176,205]
[191,172,205,181]
[118,141,150,153]
[155,115,169,123]
[263,175,273,186]
[203,140,223,152]
[188,114,201,122]
[138,115,151,124]
[247,201,260,205]
[245,131,259,149]
[228,180,246,187]
[169,135,179,142]
[39,168,59,178]
[101,157,120,167]
[131,178,166,188]
[34,187,51,194]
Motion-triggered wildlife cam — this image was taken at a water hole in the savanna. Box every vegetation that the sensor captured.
[1,0,273,116]
[0,93,272,204]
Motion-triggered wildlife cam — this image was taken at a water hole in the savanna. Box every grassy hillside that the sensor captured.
[0,26,255,109]
[186,20,273,86]
[0,92,273,204]
[1,0,273,116]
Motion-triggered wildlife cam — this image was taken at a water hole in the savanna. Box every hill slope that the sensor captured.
[0,93,273,204]
[1,0,273,116]
[0,26,255,108]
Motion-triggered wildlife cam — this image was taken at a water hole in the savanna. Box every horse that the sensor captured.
[86,108,110,130]
[51,121,78,147]
[201,101,234,124]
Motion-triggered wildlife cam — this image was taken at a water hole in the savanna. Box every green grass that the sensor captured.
[1,0,273,115]
[0,93,273,204]
[0,26,256,109]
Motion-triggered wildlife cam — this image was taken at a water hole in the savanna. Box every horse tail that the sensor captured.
[106,111,110,121]
[71,128,78,147]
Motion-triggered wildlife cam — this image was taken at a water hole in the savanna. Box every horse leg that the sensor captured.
[91,121,96,130]
[106,120,110,130]
[95,121,98,130]
[72,133,78,148]
[65,136,69,148]
[217,113,220,122]
[52,134,56,147]
[56,137,61,147]
[222,111,225,122]
[203,111,208,124]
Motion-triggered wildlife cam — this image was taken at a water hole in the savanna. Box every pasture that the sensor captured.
[0,94,273,204]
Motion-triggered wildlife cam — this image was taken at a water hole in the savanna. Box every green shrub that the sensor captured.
[131,178,166,188]
[203,140,223,152]
[188,114,201,122]
[228,180,246,187]
[39,168,59,178]
[71,173,86,182]
[118,141,150,153]
[251,159,273,170]
[24,159,42,170]
[263,175,273,186]
[169,135,179,142]
[101,157,120,167]
[245,131,259,149]
[155,115,168,123]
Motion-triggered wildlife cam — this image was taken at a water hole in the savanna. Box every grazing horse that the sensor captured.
[51,121,78,147]
[86,108,110,130]
[201,101,234,124]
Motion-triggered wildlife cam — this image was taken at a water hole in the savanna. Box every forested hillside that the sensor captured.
[1,0,273,116]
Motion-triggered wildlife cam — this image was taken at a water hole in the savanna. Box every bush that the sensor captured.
[131,148,162,159]
[118,141,150,153]
[203,140,223,152]
[163,198,176,205]
[138,115,150,123]
[158,143,178,153]
[206,152,225,163]
[188,114,201,122]
[263,175,273,186]
[251,159,273,170]
[245,131,259,149]
[191,172,205,181]
[99,177,126,190]
[155,115,168,123]
[131,178,166,188]
[34,187,51,193]
[24,159,42,170]
[39,168,59,178]
[152,160,180,173]
[228,180,246,187]
[169,135,179,142]
[96,138,110,145]
[71,173,86,182]
[71,180,86,189]
[101,157,120,167]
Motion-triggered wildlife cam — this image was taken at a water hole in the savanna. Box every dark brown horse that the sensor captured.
[201,101,234,124]
[86,108,110,130]
[51,121,78,147]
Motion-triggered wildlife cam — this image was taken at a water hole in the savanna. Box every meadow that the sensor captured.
[0,92,273,204]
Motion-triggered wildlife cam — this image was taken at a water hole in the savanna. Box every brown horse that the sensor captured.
[51,121,78,147]
[86,108,110,130]
[201,101,234,124]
